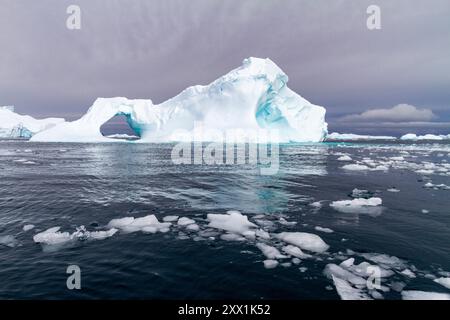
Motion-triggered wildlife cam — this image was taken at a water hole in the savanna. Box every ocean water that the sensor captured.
[0,140,449,299]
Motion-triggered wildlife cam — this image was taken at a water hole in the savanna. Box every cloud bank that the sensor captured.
[340,104,436,123]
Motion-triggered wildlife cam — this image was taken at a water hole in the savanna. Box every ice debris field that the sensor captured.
[8,206,449,300]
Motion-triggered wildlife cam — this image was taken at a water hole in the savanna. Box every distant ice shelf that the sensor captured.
[29,57,328,143]
[326,132,397,141]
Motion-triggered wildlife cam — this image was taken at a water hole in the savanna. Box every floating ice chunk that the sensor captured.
[341,260,394,278]
[331,275,372,300]
[314,226,334,233]
[107,215,171,233]
[89,228,118,240]
[324,264,367,286]
[278,217,297,226]
[370,290,384,300]
[33,227,72,245]
[186,223,200,231]
[330,197,382,215]
[256,243,288,259]
[390,156,405,161]
[416,169,434,175]
[263,260,279,269]
[276,232,329,253]
[359,253,405,270]
[402,290,450,300]
[423,182,450,190]
[401,269,416,278]
[337,155,352,161]
[163,215,179,222]
[177,217,196,226]
[255,229,270,240]
[23,224,35,232]
[292,258,301,264]
[434,277,450,289]
[342,164,370,171]
[310,201,323,209]
[107,217,135,229]
[282,245,312,259]
[207,211,257,235]
[0,235,18,248]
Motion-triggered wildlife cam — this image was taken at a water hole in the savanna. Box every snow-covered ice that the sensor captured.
[401,290,450,300]
[207,210,257,236]
[263,259,279,269]
[434,277,450,289]
[276,232,329,253]
[23,224,35,232]
[162,216,179,222]
[33,226,118,246]
[330,275,372,300]
[330,197,382,215]
[281,245,312,259]
[107,215,171,233]
[0,235,18,248]
[314,226,334,233]
[337,155,352,161]
[256,243,288,260]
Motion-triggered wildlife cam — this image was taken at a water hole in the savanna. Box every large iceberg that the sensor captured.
[31,58,328,143]
[0,106,64,138]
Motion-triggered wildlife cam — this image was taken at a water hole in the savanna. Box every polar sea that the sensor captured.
[0,137,449,299]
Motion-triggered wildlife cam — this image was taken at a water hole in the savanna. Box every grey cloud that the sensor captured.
[0,0,449,135]
[339,104,436,122]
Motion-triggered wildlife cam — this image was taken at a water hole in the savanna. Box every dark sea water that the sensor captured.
[0,139,449,299]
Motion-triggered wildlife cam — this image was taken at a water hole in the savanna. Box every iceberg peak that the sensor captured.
[30,57,328,143]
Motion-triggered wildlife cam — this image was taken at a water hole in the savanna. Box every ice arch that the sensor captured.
[31,58,328,143]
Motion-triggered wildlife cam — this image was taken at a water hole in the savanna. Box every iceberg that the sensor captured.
[0,106,64,138]
[30,58,328,143]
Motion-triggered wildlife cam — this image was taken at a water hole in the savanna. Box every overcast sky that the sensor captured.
[1,0,449,134]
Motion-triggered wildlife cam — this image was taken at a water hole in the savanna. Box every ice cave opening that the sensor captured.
[99,114,140,141]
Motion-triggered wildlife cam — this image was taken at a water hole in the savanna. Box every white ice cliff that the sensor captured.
[0,106,64,138]
[29,57,328,143]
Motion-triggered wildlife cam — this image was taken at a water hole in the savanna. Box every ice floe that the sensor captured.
[0,235,18,248]
[276,232,329,253]
[434,277,450,289]
[107,215,171,233]
[337,155,352,161]
[256,243,288,260]
[263,260,279,269]
[23,224,35,232]
[330,197,382,215]
[402,290,450,300]
[33,226,118,247]
[314,226,334,233]
[207,210,257,236]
